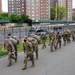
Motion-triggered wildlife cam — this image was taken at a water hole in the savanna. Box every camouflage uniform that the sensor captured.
[50,32,57,52]
[56,32,62,49]
[71,29,75,41]
[28,37,38,60]
[48,31,52,46]
[4,39,17,67]
[22,38,35,70]
[7,34,18,58]
[67,30,71,43]
[62,30,68,46]
[40,33,47,49]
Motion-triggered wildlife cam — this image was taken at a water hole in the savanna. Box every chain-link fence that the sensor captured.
[0,23,75,43]
[0,26,31,42]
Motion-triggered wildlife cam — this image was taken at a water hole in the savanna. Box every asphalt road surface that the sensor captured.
[0,42,75,75]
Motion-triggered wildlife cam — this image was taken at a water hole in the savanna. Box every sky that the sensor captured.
[2,0,75,12]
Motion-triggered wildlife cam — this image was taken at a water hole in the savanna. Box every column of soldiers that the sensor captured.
[4,28,75,70]
[48,28,75,52]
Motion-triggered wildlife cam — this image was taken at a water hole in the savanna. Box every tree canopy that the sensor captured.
[0,13,8,19]
[9,14,32,26]
[50,6,66,20]
[72,15,75,20]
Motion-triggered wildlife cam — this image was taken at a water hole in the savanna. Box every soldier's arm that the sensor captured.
[9,42,15,52]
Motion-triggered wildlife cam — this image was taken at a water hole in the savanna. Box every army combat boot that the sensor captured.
[35,57,38,60]
[7,63,12,67]
[22,66,27,70]
[31,62,35,68]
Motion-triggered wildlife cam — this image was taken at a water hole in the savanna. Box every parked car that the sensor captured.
[36,29,49,35]
[28,29,36,37]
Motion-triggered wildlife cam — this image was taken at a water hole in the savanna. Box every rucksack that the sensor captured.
[9,38,18,46]
[28,38,38,47]
[12,36,19,45]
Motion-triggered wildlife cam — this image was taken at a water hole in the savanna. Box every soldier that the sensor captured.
[71,28,75,41]
[22,36,35,70]
[67,30,71,43]
[50,32,57,52]
[56,31,62,49]
[7,33,19,58]
[40,32,47,49]
[4,37,17,67]
[62,30,68,46]
[29,34,39,60]
[48,31,53,46]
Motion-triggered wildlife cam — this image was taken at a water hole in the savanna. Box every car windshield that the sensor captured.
[37,29,45,32]
[29,30,36,32]
[29,30,36,33]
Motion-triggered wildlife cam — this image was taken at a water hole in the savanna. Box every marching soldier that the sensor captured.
[62,30,68,46]
[67,30,71,43]
[71,28,75,41]
[50,32,57,52]
[40,32,47,49]
[4,37,17,67]
[29,34,39,60]
[56,31,62,49]
[22,36,35,70]
[48,31,53,46]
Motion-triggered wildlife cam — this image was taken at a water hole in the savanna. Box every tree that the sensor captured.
[72,15,75,20]
[57,6,66,20]
[9,14,32,26]
[50,6,66,20]
[20,14,32,26]
[50,7,55,20]
[0,13,8,19]
[9,14,19,23]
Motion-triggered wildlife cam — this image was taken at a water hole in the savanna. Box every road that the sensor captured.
[0,41,75,75]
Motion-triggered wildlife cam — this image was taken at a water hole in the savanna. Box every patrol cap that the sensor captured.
[7,33,11,36]
[24,36,28,38]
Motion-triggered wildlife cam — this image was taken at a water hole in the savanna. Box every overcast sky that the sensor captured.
[2,0,75,12]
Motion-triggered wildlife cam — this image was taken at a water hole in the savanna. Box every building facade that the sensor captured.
[8,0,50,20]
[8,0,25,15]
[66,0,72,20]
[0,0,2,13]
[50,0,72,20]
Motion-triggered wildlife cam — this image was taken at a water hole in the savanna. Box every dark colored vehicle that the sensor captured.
[28,29,36,37]
[36,29,48,35]
[28,29,48,37]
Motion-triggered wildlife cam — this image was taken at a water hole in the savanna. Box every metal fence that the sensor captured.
[0,23,75,43]
[0,26,31,42]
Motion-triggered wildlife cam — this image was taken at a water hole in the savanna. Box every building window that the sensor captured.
[32,14,34,16]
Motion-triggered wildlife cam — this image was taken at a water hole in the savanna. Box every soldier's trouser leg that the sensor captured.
[36,49,38,59]
[22,54,28,70]
[56,41,58,49]
[44,43,46,48]
[30,54,35,67]
[42,43,44,49]
[8,53,12,65]
[14,45,17,57]
[24,55,28,67]
[59,41,61,48]
[50,43,53,52]
[63,40,66,46]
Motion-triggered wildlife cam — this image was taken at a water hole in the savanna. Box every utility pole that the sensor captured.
[55,3,58,20]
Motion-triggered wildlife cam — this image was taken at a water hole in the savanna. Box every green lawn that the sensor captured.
[0,38,50,57]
